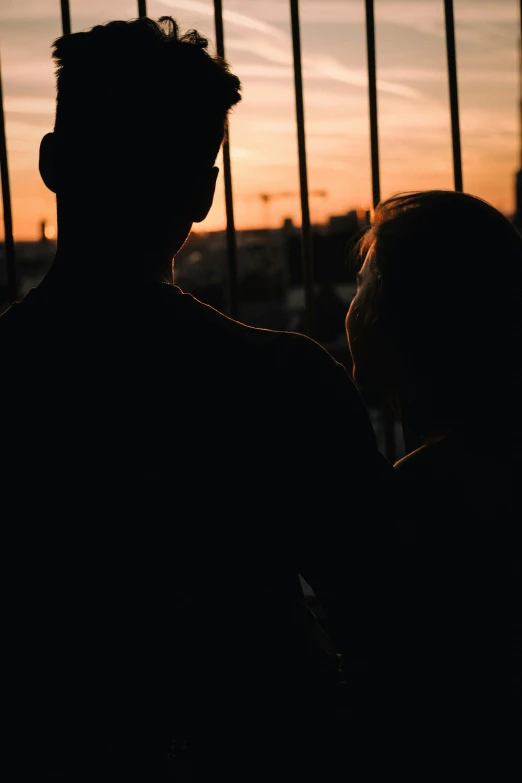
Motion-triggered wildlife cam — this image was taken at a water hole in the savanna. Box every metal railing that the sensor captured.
[0,51,16,303]
[60,0,71,36]
[0,0,469,314]
[213,0,239,320]
[290,0,316,338]
[444,0,463,191]
[364,0,397,461]
[1,0,517,456]
[365,0,381,212]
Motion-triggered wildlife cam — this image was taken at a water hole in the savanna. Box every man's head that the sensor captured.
[40,16,241,266]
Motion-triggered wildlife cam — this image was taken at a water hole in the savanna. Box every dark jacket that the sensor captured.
[1,278,394,781]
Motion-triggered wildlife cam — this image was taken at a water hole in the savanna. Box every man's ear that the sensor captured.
[39,133,57,193]
[192,166,219,223]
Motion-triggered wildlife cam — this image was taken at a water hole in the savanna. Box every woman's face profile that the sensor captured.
[346,244,394,397]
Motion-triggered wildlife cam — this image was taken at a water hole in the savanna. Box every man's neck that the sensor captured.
[46,237,174,290]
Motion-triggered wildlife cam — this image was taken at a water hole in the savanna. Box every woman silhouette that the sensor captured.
[345,190,521,777]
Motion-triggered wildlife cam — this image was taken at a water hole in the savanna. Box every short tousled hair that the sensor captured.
[52,16,241,193]
[353,190,522,423]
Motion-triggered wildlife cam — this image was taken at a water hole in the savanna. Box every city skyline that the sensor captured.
[1,0,520,240]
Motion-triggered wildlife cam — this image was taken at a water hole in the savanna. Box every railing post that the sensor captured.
[60,0,71,36]
[137,1,147,19]
[364,0,396,463]
[213,0,239,320]
[444,0,463,192]
[0,50,17,304]
[289,0,316,338]
[513,4,522,232]
[365,0,381,211]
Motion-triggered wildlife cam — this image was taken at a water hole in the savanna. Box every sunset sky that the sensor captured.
[1,0,520,240]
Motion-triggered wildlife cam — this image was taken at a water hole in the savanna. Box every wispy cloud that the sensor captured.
[4,96,54,115]
[378,67,517,85]
[311,54,420,99]
[226,37,420,99]
[221,1,519,34]
[226,63,517,90]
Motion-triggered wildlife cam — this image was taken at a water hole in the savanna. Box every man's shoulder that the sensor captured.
[0,299,24,329]
[171,286,342,371]
[172,290,391,467]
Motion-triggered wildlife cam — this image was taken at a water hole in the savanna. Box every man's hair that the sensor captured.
[52,16,241,196]
[353,190,522,425]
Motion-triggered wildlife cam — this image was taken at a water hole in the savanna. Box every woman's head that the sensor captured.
[346,190,522,434]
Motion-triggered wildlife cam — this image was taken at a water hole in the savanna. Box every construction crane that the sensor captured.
[244,190,328,227]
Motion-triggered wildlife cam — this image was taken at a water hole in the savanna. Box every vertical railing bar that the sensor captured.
[519,2,522,171]
[0,51,17,303]
[364,0,395,463]
[137,1,147,19]
[213,0,239,320]
[365,0,380,210]
[444,0,463,192]
[60,0,71,36]
[289,0,316,338]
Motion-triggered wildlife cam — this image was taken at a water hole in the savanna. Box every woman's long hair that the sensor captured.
[352,190,522,441]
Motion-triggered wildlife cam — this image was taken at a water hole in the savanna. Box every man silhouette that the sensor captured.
[1,17,394,781]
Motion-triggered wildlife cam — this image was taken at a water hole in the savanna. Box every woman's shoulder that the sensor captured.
[394,440,462,479]
[394,436,516,482]
[394,437,519,518]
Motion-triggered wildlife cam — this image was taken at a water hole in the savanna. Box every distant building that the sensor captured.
[286,212,361,287]
[282,217,297,236]
[39,219,56,243]
[0,236,55,309]
[328,210,359,236]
